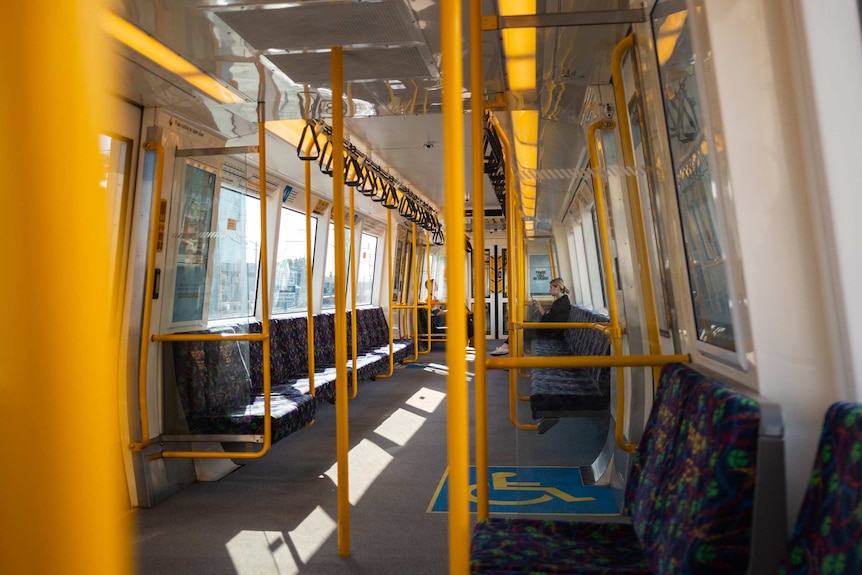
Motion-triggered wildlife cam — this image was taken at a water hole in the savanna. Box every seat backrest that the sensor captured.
[624,362,698,512]
[172,325,252,417]
[779,402,862,575]
[563,306,610,382]
[630,363,762,574]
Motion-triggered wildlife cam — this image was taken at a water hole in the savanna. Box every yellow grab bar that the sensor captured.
[130,140,164,452]
[376,209,397,378]
[159,102,276,459]
[305,158,316,396]
[611,35,664,384]
[588,119,633,451]
[471,0,488,517]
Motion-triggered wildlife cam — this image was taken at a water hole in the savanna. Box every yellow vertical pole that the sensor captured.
[130,140,163,451]
[425,229,433,350]
[588,119,635,452]
[611,35,663,384]
[258,102,273,456]
[305,160,316,396]
[0,1,130,573]
[349,170,359,399]
[490,117,536,430]
[376,209,396,378]
[441,0,469,570]
[469,0,488,520]
[331,46,351,556]
[407,222,425,359]
[410,222,431,360]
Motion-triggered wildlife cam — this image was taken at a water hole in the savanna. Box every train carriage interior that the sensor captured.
[3,0,862,574]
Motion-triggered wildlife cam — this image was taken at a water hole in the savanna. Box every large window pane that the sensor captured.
[356,233,378,305]
[273,207,317,313]
[207,188,260,320]
[322,222,350,309]
[172,164,217,323]
[99,133,131,289]
[653,1,735,352]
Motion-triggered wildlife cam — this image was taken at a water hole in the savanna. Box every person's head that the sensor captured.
[549,278,569,296]
[426,279,435,292]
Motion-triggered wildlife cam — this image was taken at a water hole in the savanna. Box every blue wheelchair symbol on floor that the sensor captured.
[428,466,619,515]
[470,471,595,506]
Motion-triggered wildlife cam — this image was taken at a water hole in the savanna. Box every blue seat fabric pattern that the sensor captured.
[778,401,862,575]
[470,362,762,575]
[529,306,611,417]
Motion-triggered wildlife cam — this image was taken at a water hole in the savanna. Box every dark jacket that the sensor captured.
[537,294,570,339]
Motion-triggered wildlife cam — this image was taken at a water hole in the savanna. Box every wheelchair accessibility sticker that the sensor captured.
[427,466,618,515]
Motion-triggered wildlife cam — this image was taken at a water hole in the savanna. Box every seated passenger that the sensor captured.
[490,277,571,355]
[523,278,571,352]
[419,278,474,342]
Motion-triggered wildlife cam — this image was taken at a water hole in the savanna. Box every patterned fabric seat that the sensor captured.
[778,402,862,575]
[471,362,763,575]
[172,325,316,443]
[529,306,611,419]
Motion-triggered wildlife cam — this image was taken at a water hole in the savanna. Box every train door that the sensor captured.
[104,95,142,509]
[483,242,508,340]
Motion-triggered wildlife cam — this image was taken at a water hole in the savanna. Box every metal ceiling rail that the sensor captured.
[482,9,646,31]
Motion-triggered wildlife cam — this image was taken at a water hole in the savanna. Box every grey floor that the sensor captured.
[135,342,615,575]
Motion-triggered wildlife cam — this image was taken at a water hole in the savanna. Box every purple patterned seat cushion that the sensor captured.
[779,402,862,575]
[186,388,315,442]
[623,363,698,513]
[470,363,763,575]
[470,518,649,574]
[631,372,761,574]
[528,309,610,418]
[530,369,606,416]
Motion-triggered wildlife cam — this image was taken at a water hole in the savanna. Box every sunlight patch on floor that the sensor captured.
[405,387,446,413]
[226,506,335,575]
[424,362,474,382]
[375,407,427,446]
[324,438,394,504]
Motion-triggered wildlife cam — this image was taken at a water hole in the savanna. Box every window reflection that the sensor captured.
[273,207,317,313]
[207,188,259,320]
[653,0,735,351]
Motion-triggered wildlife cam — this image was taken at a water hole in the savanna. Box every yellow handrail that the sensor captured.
[332,46,352,557]
[441,0,470,565]
[487,354,689,370]
[348,163,359,400]
[488,113,537,431]
[588,119,633,452]
[611,35,664,384]
[376,209,397,378]
[160,102,276,460]
[403,223,421,362]
[470,0,488,519]
[305,156,316,396]
[130,140,164,452]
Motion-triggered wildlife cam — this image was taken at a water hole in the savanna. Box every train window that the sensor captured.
[171,162,218,324]
[99,133,132,291]
[322,222,350,309]
[273,207,317,314]
[590,204,608,309]
[207,188,260,320]
[356,233,378,305]
[392,224,409,303]
[653,0,744,359]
